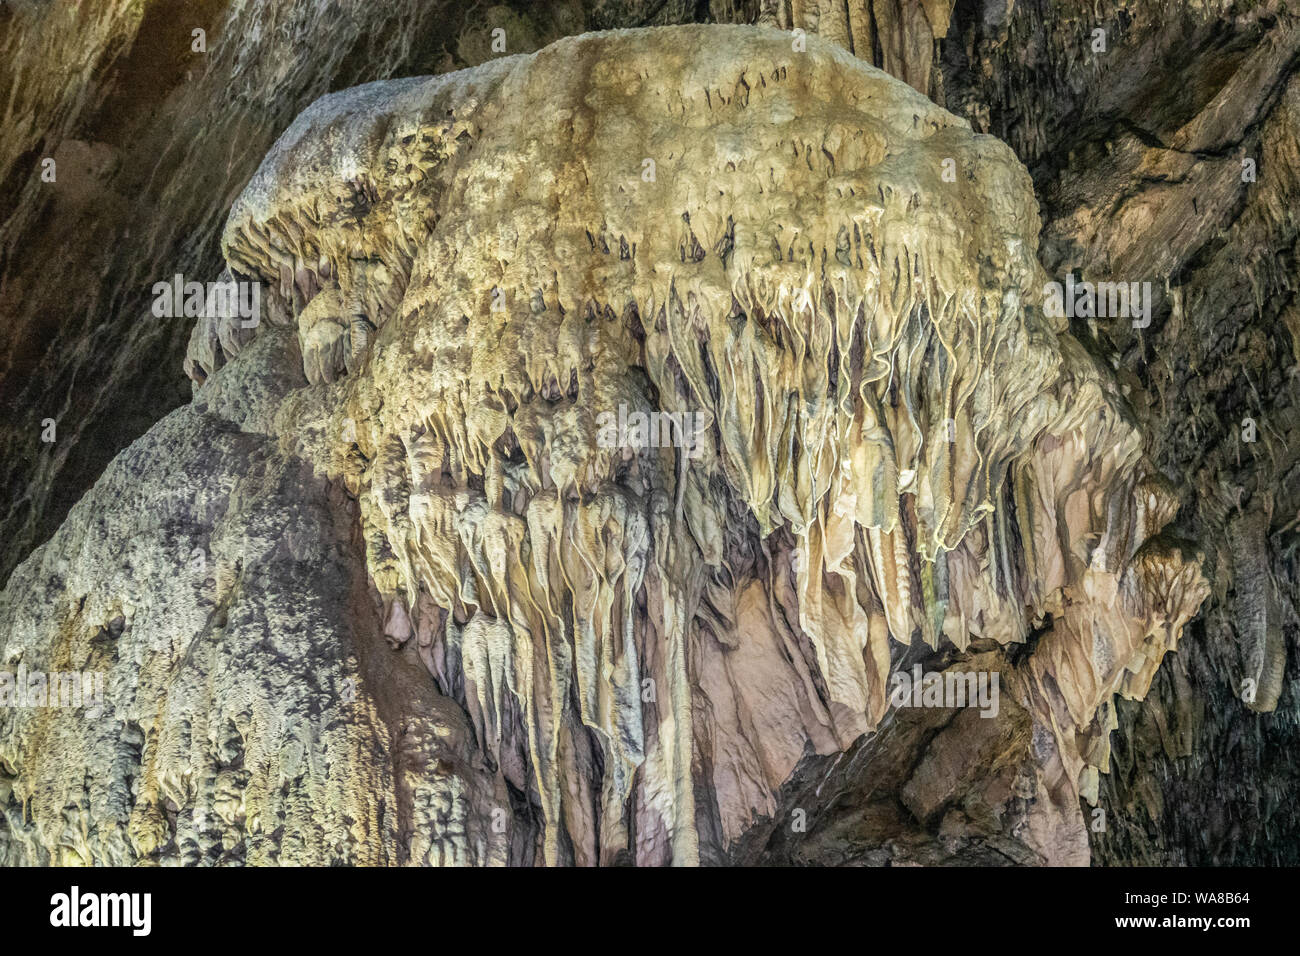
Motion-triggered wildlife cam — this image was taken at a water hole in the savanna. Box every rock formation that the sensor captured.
[1,23,1213,866]
[1,2,1296,867]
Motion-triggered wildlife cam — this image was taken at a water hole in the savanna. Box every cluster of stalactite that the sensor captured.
[174,27,1207,863]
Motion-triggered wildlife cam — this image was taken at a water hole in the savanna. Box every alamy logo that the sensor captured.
[0,666,104,716]
[596,403,708,460]
[1043,275,1152,328]
[889,665,1000,718]
[50,886,151,936]
[151,274,260,327]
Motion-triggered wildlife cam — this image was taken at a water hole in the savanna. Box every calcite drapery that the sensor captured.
[2,25,1206,866]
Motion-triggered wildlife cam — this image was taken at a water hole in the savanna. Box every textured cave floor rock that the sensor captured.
[1,0,1298,866]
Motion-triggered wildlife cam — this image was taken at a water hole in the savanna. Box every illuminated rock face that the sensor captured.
[0,25,1206,866]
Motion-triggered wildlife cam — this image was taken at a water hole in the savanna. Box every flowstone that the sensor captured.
[1,25,1207,866]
